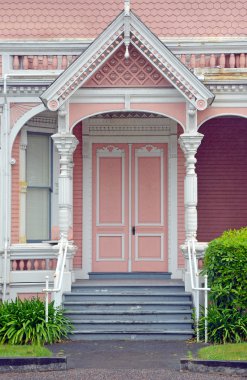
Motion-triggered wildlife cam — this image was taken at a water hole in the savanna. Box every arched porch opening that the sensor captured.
[71,110,186,279]
[11,109,58,244]
[197,116,247,242]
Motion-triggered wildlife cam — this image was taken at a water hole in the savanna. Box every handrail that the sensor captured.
[43,234,69,322]
[2,241,9,302]
[187,238,210,343]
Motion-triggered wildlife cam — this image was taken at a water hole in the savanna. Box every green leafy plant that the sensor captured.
[199,227,247,344]
[0,298,72,345]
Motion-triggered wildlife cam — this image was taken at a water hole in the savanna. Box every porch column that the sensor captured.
[52,133,78,239]
[179,133,204,291]
[179,133,203,241]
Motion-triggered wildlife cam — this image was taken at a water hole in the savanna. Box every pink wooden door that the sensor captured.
[92,144,129,272]
[92,143,168,272]
[131,144,168,271]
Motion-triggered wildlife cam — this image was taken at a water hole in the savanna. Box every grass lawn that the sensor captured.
[198,343,247,361]
[0,344,52,357]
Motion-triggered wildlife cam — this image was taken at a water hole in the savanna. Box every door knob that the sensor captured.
[132,226,136,235]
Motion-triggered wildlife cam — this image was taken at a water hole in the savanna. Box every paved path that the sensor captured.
[0,341,245,379]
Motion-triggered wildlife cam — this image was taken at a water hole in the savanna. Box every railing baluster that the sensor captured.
[240,53,246,68]
[199,54,205,68]
[61,55,68,70]
[23,56,29,70]
[209,54,216,68]
[229,53,235,68]
[33,56,38,69]
[219,53,226,68]
[13,55,20,70]
[19,260,25,271]
[43,55,48,70]
[52,55,58,69]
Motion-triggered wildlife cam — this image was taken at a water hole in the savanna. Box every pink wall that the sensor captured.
[11,133,20,244]
[177,125,185,268]
[73,123,83,268]
[197,117,247,242]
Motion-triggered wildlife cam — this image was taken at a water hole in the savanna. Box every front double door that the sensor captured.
[92,142,168,272]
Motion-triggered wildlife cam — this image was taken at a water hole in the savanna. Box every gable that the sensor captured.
[84,44,171,88]
[41,10,214,111]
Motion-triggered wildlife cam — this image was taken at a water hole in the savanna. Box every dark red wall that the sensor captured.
[197,117,247,242]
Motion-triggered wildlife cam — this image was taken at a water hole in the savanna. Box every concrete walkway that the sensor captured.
[0,341,245,379]
[50,340,204,370]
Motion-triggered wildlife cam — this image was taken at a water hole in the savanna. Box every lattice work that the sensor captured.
[84,44,171,88]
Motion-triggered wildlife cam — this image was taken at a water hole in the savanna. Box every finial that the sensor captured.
[124,0,130,15]
[124,0,131,59]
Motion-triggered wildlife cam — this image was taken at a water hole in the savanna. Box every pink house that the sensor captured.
[0,0,247,338]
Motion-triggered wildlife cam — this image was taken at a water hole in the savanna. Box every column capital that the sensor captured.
[178,133,204,156]
[52,133,78,156]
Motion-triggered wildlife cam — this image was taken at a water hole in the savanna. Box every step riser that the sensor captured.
[64,313,192,322]
[71,323,193,330]
[68,333,193,341]
[64,295,191,302]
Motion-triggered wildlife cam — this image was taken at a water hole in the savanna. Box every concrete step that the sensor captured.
[64,310,192,321]
[88,272,172,280]
[64,292,192,302]
[71,320,193,331]
[68,329,194,341]
[63,279,194,341]
[63,300,193,312]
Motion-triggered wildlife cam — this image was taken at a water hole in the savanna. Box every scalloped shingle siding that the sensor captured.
[0,0,246,39]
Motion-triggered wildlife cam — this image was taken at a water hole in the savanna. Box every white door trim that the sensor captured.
[81,118,179,279]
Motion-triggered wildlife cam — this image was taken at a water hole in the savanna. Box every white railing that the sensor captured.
[2,241,9,302]
[43,235,69,322]
[187,238,210,343]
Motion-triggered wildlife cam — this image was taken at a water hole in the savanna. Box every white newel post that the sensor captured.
[179,133,203,291]
[52,124,78,294]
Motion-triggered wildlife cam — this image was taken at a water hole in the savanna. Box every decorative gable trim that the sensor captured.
[129,13,214,110]
[41,11,214,112]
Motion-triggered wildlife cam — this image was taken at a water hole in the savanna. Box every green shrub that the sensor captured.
[200,227,247,344]
[199,305,247,344]
[0,298,72,345]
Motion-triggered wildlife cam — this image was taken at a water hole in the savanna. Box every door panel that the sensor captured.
[132,144,168,272]
[92,142,168,272]
[92,144,129,272]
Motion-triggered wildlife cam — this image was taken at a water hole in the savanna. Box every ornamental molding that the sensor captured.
[41,10,214,111]
[97,145,125,154]
[83,117,176,136]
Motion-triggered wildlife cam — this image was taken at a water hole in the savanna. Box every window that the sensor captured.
[26,133,52,241]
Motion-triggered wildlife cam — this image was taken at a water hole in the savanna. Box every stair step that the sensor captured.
[64,310,192,321]
[64,292,191,302]
[63,279,194,341]
[69,329,194,341]
[71,320,193,331]
[71,285,185,294]
[88,272,172,280]
[63,301,192,312]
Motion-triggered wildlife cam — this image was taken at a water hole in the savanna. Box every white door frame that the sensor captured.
[80,118,181,279]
